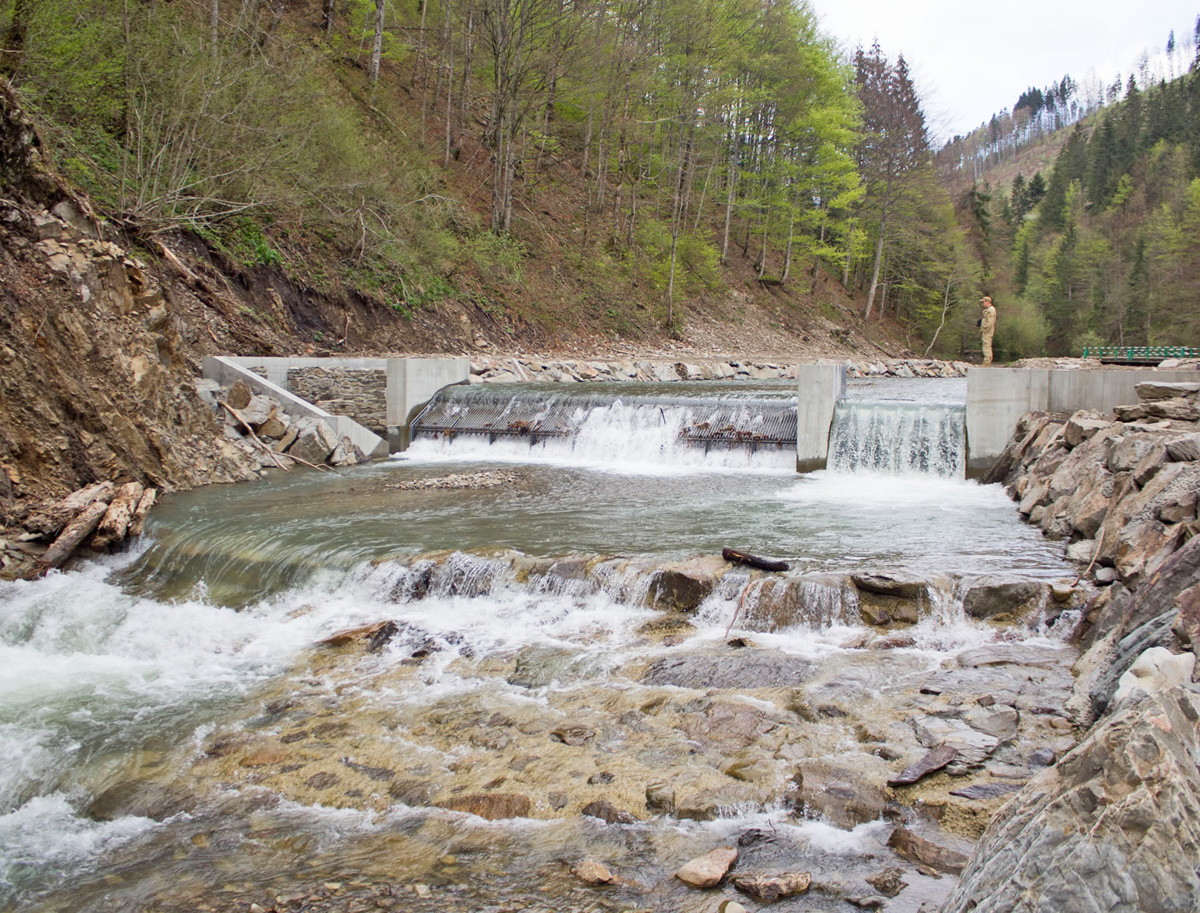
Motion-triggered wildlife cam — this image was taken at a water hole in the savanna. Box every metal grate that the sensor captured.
[412,389,798,450]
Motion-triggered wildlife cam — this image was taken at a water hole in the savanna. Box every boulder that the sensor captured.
[286,417,340,465]
[646,556,727,612]
[1112,646,1196,705]
[886,826,969,875]
[226,380,253,410]
[1062,411,1111,448]
[941,688,1200,913]
[675,846,738,888]
[789,757,890,828]
[1167,433,1200,462]
[962,578,1046,621]
[732,872,812,903]
[1135,381,1199,401]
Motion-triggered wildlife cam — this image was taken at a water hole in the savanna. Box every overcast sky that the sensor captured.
[807,0,1199,143]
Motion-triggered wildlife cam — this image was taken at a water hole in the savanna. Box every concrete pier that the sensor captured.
[966,366,1199,475]
[795,364,846,472]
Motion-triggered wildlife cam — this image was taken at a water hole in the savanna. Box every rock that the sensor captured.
[642,649,813,690]
[941,688,1200,913]
[886,826,969,875]
[1028,748,1056,767]
[646,556,727,612]
[549,724,595,746]
[1171,584,1200,653]
[438,793,531,820]
[912,716,999,767]
[1112,647,1196,705]
[286,417,340,465]
[718,902,748,913]
[675,846,738,888]
[732,872,811,903]
[791,758,889,828]
[1135,381,1199,401]
[948,782,1022,801]
[957,643,1069,668]
[1062,411,1111,447]
[226,380,253,410]
[865,867,907,897]
[961,578,1046,621]
[1167,432,1200,462]
[645,782,676,813]
[960,704,1019,741]
[887,744,958,787]
[1109,433,1162,473]
[571,859,614,884]
[1115,519,1182,584]
[580,799,637,824]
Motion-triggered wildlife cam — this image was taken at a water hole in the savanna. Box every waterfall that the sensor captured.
[409,385,798,466]
[827,400,966,478]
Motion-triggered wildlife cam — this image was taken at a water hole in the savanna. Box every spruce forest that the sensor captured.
[1,0,1197,359]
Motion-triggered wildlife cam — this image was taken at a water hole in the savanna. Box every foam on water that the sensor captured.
[406,397,797,475]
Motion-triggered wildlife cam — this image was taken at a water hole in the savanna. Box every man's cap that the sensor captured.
[980,296,992,303]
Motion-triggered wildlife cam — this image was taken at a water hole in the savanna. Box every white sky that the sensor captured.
[807,0,1199,143]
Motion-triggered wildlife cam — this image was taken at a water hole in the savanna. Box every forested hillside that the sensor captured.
[0,0,981,358]
[940,25,1200,359]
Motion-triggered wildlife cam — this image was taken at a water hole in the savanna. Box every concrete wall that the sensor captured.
[966,366,1200,474]
[387,358,472,451]
[206,356,470,455]
[795,364,846,472]
[202,356,388,459]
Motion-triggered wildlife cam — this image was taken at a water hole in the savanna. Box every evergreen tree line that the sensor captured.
[974,42,1200,359]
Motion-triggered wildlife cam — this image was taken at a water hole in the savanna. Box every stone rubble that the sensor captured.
[467,356,969,384]
[199,378,368,472]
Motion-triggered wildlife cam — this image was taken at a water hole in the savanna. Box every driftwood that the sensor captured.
[91,481,144,550]
[25,481,115,536]
[128,488,158,538]
[37,500,109,572]
[722,548,790,572]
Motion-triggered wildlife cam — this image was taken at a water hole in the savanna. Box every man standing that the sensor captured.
[979,296,997,366]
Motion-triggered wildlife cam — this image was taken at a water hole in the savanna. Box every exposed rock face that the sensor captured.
[941,687,1200,913]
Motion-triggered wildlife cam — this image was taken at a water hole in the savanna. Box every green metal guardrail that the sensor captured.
[1083,345,1199,364]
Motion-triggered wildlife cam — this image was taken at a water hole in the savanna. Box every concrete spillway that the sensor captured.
[411,386,798,453]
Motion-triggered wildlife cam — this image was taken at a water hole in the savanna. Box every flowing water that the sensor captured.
[0,378,1078,912]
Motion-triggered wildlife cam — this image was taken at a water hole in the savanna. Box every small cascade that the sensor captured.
[828,400,966,477]
[410,385,797,457]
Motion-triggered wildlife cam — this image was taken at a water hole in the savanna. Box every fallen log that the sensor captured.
[128,488,157,537]
[24,481,115,536]
[36,500,109,573]
[722,548,790,572]
[91,481,144,550]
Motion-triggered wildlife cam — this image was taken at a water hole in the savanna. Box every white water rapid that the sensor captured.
[0,378,1079,913]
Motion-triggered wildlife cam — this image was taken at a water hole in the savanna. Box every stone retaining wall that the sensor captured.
[288,367,387,435]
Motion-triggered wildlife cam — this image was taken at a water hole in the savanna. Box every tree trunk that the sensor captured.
[37,501,110,572]
[924,274,953,356]
[210,0,220,58]
[863,229,885,320]
[1,0,33,75]
[323,0,336,36]
[370,0,384,84]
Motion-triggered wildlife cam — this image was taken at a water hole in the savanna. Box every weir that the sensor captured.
[828,400,967,477]
[411,385,799,453]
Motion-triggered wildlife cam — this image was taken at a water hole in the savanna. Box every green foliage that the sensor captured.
[220,218,283,268]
